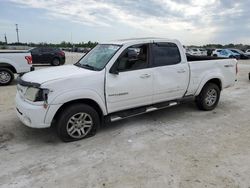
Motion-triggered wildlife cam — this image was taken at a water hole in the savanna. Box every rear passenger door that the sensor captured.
[151,42,189,103]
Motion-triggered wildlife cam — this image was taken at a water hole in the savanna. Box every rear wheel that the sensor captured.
[56,104,100,142]
[51,58,60,66]
[0,68,14,86]
[196,83,220,111]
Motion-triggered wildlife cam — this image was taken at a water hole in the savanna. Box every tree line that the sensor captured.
[188,44,250,50]
[1,40,250,50]
[0,41,98,48]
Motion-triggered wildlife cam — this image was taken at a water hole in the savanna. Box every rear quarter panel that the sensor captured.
[187,59,237,96]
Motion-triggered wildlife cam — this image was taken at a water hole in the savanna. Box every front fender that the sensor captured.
[44,89,107,125]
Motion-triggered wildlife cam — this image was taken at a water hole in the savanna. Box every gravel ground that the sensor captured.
[0,53,250,188]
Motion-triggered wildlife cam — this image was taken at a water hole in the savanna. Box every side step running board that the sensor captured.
[109,101,178,122]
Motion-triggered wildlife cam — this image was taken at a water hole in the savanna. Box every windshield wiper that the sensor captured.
[81,64,99,71]
[74,62,82,67]
[74,62,99,71]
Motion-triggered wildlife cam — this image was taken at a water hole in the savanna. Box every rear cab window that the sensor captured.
[151,42,181,67]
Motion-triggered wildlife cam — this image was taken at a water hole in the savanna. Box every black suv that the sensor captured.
[29,47,65,66]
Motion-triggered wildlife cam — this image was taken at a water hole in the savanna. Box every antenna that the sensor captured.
[15,24,19,43]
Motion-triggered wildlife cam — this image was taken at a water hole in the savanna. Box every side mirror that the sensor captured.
[109,62,119,75]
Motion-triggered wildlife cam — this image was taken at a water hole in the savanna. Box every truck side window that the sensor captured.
[152,43,181,67]
[117,44,148,72]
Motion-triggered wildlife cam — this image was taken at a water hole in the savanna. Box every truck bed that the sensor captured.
[186,54,227,61]
[186,57,237,96]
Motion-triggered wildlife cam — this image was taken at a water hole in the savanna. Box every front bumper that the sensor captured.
[15,93,50,128]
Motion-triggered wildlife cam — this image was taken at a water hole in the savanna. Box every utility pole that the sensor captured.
[4,33,8,44]
[15,24,19,43]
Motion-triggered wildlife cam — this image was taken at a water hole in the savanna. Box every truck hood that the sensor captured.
[21,65,96,84]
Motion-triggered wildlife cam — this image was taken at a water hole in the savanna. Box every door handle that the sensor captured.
[177,70,186,73]
[140,74,151,78]
[224,64,234,68]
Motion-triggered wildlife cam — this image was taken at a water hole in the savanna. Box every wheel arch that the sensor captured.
[0,62,17,73]
[195,77,222,96]
[51,98,104,126]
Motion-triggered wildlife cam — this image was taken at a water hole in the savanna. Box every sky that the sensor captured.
[0,0,249,45]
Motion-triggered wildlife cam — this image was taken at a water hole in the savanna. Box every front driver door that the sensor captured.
[106,43,153,113]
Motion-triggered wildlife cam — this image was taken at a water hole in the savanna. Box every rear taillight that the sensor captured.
[58,51,65,56]
[25,56,32,64]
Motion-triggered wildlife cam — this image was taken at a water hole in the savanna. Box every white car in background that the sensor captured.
[187,48,207,56]
[245,49,250,57]
[212,49,223,57]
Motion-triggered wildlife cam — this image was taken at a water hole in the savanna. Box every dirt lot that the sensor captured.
[0,53,250,188]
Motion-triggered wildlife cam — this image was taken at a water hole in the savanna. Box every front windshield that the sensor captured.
[76,44,121,70]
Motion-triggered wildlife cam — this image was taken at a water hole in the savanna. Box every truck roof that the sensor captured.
[104,37,178,45]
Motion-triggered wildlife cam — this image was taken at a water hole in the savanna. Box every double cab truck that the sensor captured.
[0,50,33,86]
[16,38,237,142]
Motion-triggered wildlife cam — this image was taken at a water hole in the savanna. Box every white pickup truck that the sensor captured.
[16,38,237,142]
[0,50,33,85]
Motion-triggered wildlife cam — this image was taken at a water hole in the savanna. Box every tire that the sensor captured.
[196,83,220,111]
[51,58,61,66]
[0,68,14,86]
[213,54,217,57]
[56,104,100,142]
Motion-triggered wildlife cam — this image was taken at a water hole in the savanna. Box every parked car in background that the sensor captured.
[229,49,249,59]
[199,48,207,56]
[212,49,240,59]
[16,38,237,141]
[0,50,33,85]
[206,48,215,56]
[245,49,250,57]
[186,48,207,56]
[29,47,65,66]
[212,49,222,57]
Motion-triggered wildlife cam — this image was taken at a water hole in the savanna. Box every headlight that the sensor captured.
[24,87,49,102]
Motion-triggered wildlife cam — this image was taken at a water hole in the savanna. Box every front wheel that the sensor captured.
[0,68,14,86]
[196,83,220,111]
[56,104,100,142]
